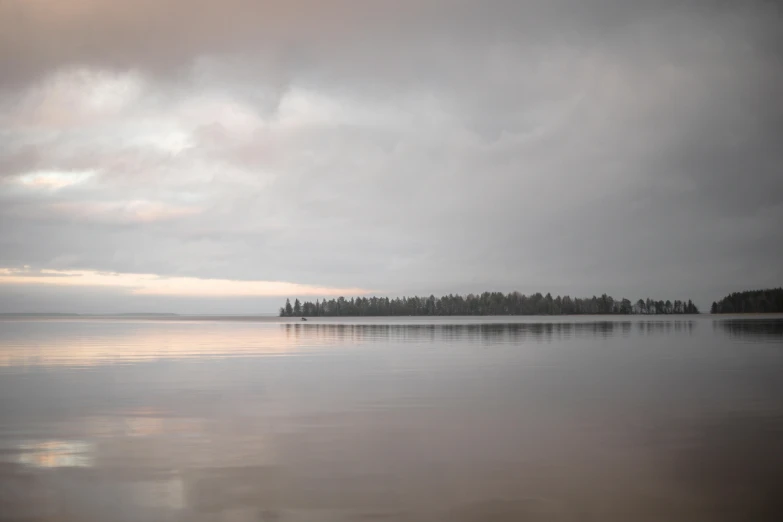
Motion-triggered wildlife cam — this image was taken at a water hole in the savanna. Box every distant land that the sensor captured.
[279,292,701,317]
[711,288,783,314]
[0,313,180,317]
[0,313,82,317]
[112,313,180,316]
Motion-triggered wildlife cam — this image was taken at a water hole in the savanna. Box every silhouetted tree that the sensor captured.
[711,288,783,314]
[283,291,701,317]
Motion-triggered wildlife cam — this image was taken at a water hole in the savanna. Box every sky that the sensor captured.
[0,0,781,314]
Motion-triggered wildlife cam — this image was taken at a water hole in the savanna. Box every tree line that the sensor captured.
[710,288,783,314]
[279,292,700,317]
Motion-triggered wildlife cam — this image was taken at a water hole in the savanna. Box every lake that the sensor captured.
[0,316,781,521]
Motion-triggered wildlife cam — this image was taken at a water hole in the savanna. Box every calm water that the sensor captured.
[0,316,782,521]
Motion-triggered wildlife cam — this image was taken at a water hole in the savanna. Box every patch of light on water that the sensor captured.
[15,440,93,468]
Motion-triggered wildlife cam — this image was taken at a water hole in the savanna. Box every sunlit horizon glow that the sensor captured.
[0,267,371,297]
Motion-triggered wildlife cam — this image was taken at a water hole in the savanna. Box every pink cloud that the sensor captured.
[0,267,371,297]
[46,200,202,224]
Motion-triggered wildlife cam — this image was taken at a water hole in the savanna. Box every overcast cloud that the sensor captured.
[1,0,781,313]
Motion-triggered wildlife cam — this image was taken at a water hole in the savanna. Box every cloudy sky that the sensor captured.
[0,0,781,313]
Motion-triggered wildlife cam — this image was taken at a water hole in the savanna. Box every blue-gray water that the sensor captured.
[0,316,782,521]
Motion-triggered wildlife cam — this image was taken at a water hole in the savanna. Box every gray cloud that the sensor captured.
[1,0,782,312]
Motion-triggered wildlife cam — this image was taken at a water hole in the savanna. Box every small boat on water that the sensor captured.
[301,317,308,321]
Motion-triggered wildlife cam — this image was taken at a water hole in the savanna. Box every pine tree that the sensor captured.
[281,291,704,317]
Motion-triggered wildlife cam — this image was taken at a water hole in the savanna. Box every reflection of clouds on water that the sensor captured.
[16,439,93,468]
[76,407,278,471]
[97,408,208,440]
[0,321,300,368]
[0,317,781,520]
[124,415,166,438]
[131,475,185,511]
[83,410,200,439]
[1,318,779,370]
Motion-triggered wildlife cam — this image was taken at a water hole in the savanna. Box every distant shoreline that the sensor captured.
[0,312,783,318]
[279,292,701,317]
[0,312,180,317]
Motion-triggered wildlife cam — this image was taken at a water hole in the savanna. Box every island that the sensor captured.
[278,292,700,317]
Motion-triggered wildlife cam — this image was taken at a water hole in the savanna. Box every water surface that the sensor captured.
[1,316,782,521]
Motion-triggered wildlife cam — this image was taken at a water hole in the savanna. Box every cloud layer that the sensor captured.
[1,1,782,312]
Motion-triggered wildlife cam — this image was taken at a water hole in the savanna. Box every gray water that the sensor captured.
[0,316,781,521]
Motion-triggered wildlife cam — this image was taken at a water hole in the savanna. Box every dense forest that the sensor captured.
[710,288,783,314]
[279,292,700,317]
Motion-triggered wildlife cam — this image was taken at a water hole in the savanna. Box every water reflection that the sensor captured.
[2,317,780,371]
[15,440,93,468]
[0,319,709,370]
[0,321,301,368]
[714,318,783,342]
[283,319,699,344]
[0,317,781,521]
